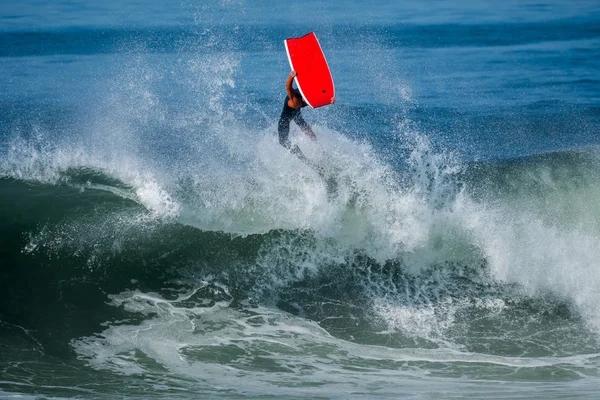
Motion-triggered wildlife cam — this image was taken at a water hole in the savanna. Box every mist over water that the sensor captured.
[2,0,600,398]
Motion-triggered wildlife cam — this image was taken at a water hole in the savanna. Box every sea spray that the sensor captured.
[3,1,600,397]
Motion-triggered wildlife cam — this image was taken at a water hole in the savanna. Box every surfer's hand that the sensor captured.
[300,125,316,141]
[331,96,336,104]
[290,71,297,78]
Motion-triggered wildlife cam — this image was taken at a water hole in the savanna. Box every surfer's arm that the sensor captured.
[286,71,304,109]
[285,71,296,99]
[294,113,316,141]
[300,125,316,141]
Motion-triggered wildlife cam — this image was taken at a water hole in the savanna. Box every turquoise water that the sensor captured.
[1,1,600,398]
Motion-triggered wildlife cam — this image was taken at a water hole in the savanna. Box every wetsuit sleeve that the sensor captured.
[294,111,316,140]
[293,111,310,130]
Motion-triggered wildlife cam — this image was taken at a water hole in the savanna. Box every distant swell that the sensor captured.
[2,18,600,57]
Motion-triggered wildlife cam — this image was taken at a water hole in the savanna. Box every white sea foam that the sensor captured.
[71,286,600,398]
[4,34,600,343]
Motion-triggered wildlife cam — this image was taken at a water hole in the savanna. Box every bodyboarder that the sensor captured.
[277,70,334,174]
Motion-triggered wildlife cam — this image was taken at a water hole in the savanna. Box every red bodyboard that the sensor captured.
[284,32,335,109]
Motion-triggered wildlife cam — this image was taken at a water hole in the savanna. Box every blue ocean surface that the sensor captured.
[1,1,600,398]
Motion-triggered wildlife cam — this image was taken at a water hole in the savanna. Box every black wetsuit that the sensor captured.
[278,95,309,149]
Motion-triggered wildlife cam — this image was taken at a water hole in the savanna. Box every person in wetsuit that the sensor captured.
[278,70,316,150]
[278,71,335,174]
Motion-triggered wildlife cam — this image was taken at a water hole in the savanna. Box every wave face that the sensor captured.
[3,137,600,397]
[2,0,600,398]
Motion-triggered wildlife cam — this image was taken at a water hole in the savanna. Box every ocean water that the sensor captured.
[1,0,600,398]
